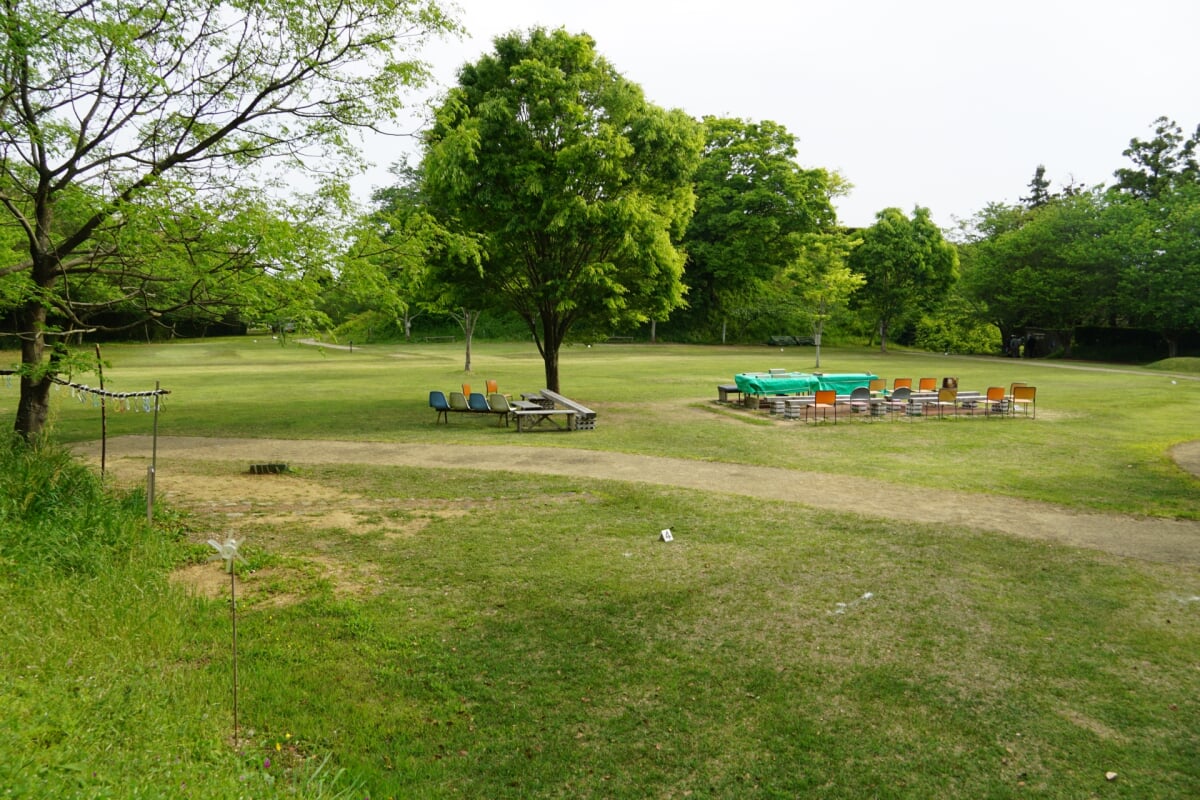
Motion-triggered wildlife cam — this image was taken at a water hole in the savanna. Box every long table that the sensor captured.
[733,371,879,396]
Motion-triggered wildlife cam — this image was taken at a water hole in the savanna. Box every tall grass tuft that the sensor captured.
[0,435,165,577]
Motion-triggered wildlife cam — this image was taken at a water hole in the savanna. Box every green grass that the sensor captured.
[1,339,1199,798]
[18,337,1200,517]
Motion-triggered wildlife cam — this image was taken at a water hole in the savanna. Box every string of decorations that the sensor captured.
[0,369,170,413]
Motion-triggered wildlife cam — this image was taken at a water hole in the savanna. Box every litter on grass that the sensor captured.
[831,592,874,615]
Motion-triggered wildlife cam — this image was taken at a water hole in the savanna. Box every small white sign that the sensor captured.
[660,528,673,542]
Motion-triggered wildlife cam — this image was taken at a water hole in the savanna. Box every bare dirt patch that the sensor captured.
[74,436,1200,569]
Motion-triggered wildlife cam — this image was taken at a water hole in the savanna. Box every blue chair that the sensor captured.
[467,392,491,412]
[429,390,451,424]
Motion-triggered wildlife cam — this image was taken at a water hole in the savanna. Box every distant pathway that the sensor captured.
[75,436,1200,566]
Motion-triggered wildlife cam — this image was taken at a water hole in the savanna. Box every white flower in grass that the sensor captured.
[208,537,245,573]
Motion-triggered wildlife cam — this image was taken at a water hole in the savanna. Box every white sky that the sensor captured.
[358,0,1200,230]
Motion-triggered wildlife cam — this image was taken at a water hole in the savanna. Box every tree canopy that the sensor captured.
[0,0,458,439]
[421,27,703,391]
[849,207,958,352]
[957,117,1200,358]
[678,116,839,339]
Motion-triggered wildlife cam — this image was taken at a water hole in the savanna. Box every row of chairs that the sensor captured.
[808,380,1036,423]
[429,389,517,425]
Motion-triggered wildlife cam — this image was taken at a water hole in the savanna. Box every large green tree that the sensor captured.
[680,116,838,341]
[421,27,703,392]
[960,189,1121,355]
[849,207,958,352]
[0,0,457,440]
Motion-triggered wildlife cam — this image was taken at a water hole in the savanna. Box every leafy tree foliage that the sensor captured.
[1112,117,1199,200]
[785,231,863,367]
[422,28,702,391]
[959,117,1200,359]
[331,164,479,343]
[0,0,458,439]
[1021,165,1054,208]
[959,191,1114,353]
[848,207,958,352]
[679,117,839,340]
[1101,185,1200,357]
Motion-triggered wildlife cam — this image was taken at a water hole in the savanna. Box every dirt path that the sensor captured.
[73,436,1200,566]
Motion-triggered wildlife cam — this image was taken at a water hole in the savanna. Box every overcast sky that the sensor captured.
[360,0,1200,230]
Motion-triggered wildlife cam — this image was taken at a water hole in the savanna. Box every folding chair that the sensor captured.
[805,389,838,424]
[1011,385,1037,418]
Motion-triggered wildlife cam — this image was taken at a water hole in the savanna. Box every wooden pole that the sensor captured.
[147,380,160,522]
[231,566,239,745]
[95,344,106,477]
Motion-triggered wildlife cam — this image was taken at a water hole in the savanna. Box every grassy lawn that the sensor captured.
[2,338,1199,798]
[34,337,1200,517]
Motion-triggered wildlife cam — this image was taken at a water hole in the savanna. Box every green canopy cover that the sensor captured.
[733,372,878,396]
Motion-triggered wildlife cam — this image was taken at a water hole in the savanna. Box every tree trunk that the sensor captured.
[14,301,51,442]
[878,319,889,353]
[650,319,657,344]
[459,309,480,372]
[813,299,827,369]
[541,317,561,392]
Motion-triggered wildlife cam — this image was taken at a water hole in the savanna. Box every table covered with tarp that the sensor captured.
[733,371,878,396]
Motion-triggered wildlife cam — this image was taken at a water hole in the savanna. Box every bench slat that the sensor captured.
[539,389,595,416]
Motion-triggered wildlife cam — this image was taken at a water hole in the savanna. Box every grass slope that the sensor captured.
[0,339,1197,798]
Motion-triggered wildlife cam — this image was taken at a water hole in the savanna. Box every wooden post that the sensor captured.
[147,380,160,523]
[95,344,106,477]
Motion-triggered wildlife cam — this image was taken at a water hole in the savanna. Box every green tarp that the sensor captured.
[733,372,878,396]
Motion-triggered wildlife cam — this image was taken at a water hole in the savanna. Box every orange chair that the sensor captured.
[485,379,498,395]
[461,383,471,397]
[893,378,912,390]
[932,387,958,418]
[1011,385,1037,418]
[983,386,1006,418]
[918,377,937,392]
[805,389,838,424]
[868,378,886,395]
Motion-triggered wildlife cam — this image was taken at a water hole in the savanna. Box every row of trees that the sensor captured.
[958,117,1200,358]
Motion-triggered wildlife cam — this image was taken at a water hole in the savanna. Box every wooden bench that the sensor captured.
[539,389,597,430]
[419,335,455,343]
[513,408,576,432]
